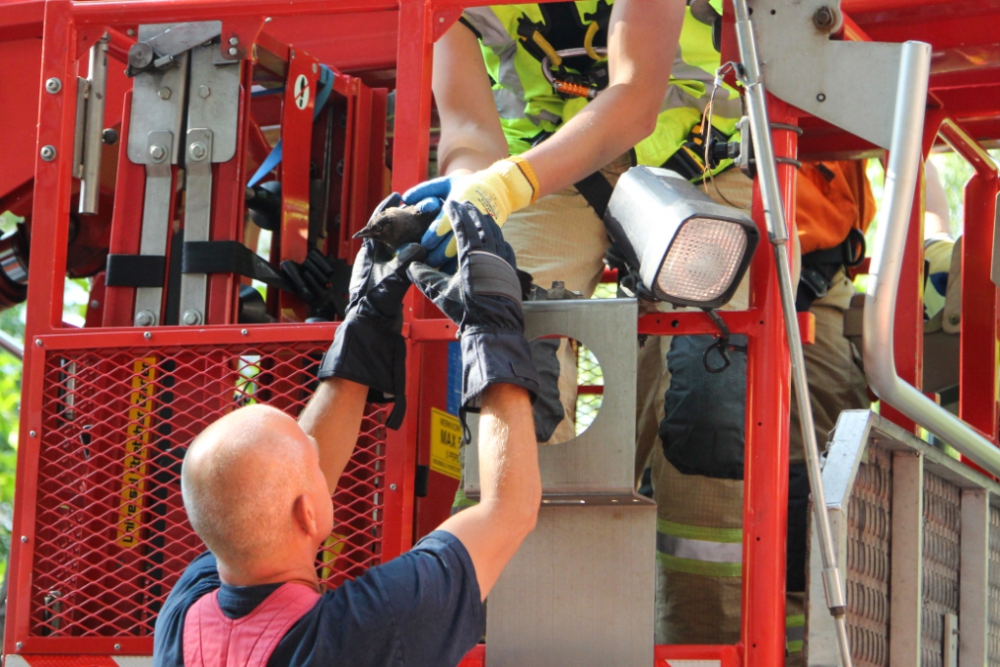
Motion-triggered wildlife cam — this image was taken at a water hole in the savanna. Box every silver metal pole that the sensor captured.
[732,2,853,665]
[79,34,109,216]
[860,44,1000,475]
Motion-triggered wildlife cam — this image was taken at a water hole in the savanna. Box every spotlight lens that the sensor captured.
[657,217,748,302]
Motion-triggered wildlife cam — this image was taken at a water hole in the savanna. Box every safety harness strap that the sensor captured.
[573,170,615,218]
[106,254,167,288]
[182,241,291,292]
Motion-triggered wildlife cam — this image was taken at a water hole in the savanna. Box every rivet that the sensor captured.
[241,329,249,336]
[29,431,37,438]
[16,642,22,651]
[40,145,57,161]
[45,77,62,94]
[198,85,211,98]
[20,536,27,543]
[126,28,135,36]
[389,484,397,491]
[158,87,171,100]
[143,331,152,340]
[90,300,100,309]
[816,93,827,103]
[35,338,42,346]
[228,47,238,56]
[439,16,444,22]
[148,144,166,162]
[229,36,239,45]
[949,314,960,325]
[114,644,121,651]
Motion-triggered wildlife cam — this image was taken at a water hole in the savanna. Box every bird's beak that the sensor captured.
[353,228,374,239]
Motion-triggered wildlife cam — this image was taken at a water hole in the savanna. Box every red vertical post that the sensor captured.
[741,95,796,667]
[959,171,1000,442]
[391,0,433,193]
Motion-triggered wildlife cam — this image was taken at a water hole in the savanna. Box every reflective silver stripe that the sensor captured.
[657,532,743,564]
[464,8,529,120]
[786,624,805,643]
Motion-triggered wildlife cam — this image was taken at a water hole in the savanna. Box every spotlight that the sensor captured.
[604,166,759,309]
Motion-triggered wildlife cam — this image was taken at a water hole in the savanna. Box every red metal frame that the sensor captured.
[9,0,1000,664]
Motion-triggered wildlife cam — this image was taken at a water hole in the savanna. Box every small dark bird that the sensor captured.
[353,204,439,251]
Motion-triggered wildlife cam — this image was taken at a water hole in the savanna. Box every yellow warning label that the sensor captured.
[430,408,463,480]
[116,357,156,548]
[319,532,349,581]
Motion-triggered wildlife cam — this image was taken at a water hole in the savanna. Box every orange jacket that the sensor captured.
[796,161,875,255]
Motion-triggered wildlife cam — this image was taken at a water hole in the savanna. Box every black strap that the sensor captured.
[574,171,615,218]
[106,254,167,288]
[801,227,866,269]
[182,241,292,291]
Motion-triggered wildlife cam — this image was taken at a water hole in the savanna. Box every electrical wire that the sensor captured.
[701,61,748,209]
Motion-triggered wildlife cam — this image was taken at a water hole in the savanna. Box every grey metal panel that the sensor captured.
[889,451,922,667]
[920,473,961,667]
[959,490,988,667]
[485,504,655,667]
[186,43,241,163]
[128,25,187,165]
[747,0,903,150]
[466,299,638,499]
[990,505,1000,667]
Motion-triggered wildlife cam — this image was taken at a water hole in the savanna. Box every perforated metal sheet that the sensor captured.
[25,341,389,646]
[843,442,892,667]
[989,505,1000,667]
[921,472,961,667]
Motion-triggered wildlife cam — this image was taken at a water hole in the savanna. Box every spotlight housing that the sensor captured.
[604,166,760,309]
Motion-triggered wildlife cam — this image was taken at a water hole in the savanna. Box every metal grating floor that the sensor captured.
[844,442,892,667]
[921,472,961,667]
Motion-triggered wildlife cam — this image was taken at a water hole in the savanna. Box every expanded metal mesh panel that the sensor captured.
[921,472,961,667]
[844,442,891,667]
[989,505,1000,667]
[29,342,388,642]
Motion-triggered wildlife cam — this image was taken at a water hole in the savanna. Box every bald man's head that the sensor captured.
[182,404,327,568]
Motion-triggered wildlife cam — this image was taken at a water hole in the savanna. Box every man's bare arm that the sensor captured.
[434,23,510,177]
[524,0,683,195]
[437,384,540,599]
[299,378,369,494]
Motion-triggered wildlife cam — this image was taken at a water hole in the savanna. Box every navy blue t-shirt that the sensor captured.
[153,531,484,667]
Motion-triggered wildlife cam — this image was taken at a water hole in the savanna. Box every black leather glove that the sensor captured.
[407,201,539,409]
[318,193,426,429]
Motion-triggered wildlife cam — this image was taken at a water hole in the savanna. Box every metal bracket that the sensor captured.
[465,298,641,501]
[133,131,174,327]
[127,21,222,76]
[127,25,188,165]
[79,35,109,215]
[178,129,214,326]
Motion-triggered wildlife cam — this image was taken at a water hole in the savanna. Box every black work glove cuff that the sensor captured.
[318,317,407,429]
[461,331,539,410]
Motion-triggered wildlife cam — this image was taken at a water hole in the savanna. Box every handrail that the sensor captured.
[863,42,1000,477]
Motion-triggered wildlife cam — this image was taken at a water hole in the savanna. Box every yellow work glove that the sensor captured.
[401,157,539,270]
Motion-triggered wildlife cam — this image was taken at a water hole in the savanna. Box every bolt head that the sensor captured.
[90,300,100,309]
[102,127,119,145]
[40,145,56,161]
[158,86,171,100]
[128,42,153,70]
[45,77,62,94]
[35,338,42,346]
[390,484,397,491]
[241,328,249,336]
[114,644,122,651]
[16,642,22,651]
[148,144,166,162]
[949,314,960,325]
[143,331,152,340]
[135,310,156,326]
[198,85,211,98]
[189,142,208,161]
[182,310,202,325]
[813,5,838,31]
[229,36,239,45]
[20,536,27,543]
[228,47,238,56]
[29,431,36,438]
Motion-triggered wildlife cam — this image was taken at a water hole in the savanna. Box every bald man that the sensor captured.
[153,201,541,667]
